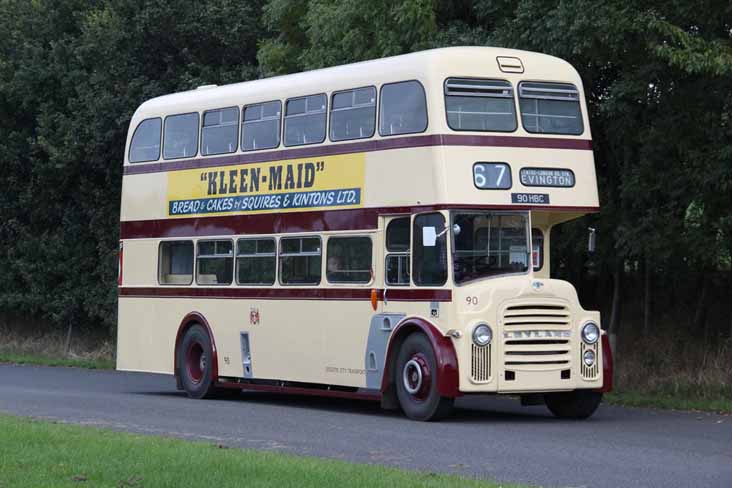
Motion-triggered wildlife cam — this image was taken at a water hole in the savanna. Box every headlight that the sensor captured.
[472,324,492,346]
[583,349,596,366]
[581,322,600,344]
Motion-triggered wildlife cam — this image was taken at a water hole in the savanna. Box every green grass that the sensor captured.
[0,415,524,488]
[605,390,732,414]
[0,353,114,370]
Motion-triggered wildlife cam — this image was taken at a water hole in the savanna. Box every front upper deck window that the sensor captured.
[444,78,517,132]
[452,212,529,284]
[284,94,327,147]
[129,118,161,163]
[379,81,427,136]
[163,112,200,159]
[518,82,583,135]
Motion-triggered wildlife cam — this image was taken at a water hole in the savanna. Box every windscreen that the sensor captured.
[452,212,529,284]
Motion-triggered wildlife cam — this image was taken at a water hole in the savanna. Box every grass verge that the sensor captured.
[0,353,114,370]
[605,390,732,414]
[0,415,523,488]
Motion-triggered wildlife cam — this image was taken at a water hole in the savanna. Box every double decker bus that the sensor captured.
[117,46,612,421]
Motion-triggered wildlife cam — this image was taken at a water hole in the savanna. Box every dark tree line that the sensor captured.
[1,1,730,345]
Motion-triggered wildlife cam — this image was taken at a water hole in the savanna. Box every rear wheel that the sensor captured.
[178,324,219,399]
[395,333,454,421]
[544,390,603,419]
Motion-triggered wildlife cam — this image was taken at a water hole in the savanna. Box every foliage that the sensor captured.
[0,0,731,341]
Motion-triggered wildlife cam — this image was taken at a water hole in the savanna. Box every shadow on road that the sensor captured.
[130,388,600,424]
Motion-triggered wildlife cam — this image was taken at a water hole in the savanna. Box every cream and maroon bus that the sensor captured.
[117,46,612,421]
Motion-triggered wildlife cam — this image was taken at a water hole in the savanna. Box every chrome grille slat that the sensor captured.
[471,344,491,382]
[502,301,572,370]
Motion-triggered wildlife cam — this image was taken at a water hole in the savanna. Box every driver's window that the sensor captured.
[412,213,447,286]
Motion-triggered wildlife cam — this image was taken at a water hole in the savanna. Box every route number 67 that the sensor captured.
[473,162,512,190]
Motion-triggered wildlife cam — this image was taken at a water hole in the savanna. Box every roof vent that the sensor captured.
[496,56,524,74]
[196,84,218,90]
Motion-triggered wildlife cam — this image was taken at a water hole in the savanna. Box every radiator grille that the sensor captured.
[580,341,600,379]
[502,302,572,370]
[471,344,491,382]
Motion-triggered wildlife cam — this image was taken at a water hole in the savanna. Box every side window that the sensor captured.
[532,228,544,271]
[279,237,321,285]
[158,241,193,285]
[242,100,281,151]
[196,240,233,285]
[444,78,517,132]
[164,112,200,160]
[330,87,376,141]
[379,81,427,136]
[413,213,447,286]
[202,107,238,156]
[129,118,161,163]
[518,82,583,135]
[386,217,410,286]
[284,94,326,146]
[326,236,372,284]
[236,238,276,285]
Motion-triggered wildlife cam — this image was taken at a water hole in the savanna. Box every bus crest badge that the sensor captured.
[249,307,260,325]
[531,280,544,292]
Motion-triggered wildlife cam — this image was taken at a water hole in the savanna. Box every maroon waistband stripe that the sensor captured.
[120,204,600,239]
[118,286,452,302]
[123,134,593,176]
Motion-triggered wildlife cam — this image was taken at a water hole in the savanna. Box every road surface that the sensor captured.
[1,364,730,487]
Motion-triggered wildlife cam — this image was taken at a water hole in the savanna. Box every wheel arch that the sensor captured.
[380,317,460,401]
[174,312,219,388]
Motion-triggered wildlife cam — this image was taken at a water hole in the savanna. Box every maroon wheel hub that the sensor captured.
[186,341,206,384]
[402,352,431,401]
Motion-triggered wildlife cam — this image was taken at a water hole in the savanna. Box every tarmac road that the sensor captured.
[1,364,730,488]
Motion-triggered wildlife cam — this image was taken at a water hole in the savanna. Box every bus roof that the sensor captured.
[132,46,581,122]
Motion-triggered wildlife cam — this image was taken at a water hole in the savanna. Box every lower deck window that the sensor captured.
[237,238,276,285]
[532,228,544,271]
[197,240,233,285]
[159,241,193,285]
[279,237,321,285]
[326,236,372,283]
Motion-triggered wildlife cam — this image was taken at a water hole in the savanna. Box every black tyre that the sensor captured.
[544,390,603,419]
[395,333,454,421]
[177,324,219,399]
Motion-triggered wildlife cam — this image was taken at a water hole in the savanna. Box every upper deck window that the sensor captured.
[129,118,161,163]
[444,78,517,132]
[330,87,376,141]
[242,100,281,151]
[163,112,200,160]
[284,94,327,147]
[201,107,238,156]
[518,82,583,135]
[379,81,427,136]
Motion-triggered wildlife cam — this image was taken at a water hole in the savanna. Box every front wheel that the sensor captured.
[395,333,454,421]
[544,390,603,419]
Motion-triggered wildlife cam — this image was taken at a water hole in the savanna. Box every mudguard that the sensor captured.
[174,312,219,387]
[380,317,461,398]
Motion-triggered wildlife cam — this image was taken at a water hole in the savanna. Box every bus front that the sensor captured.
[436,51,610,418]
